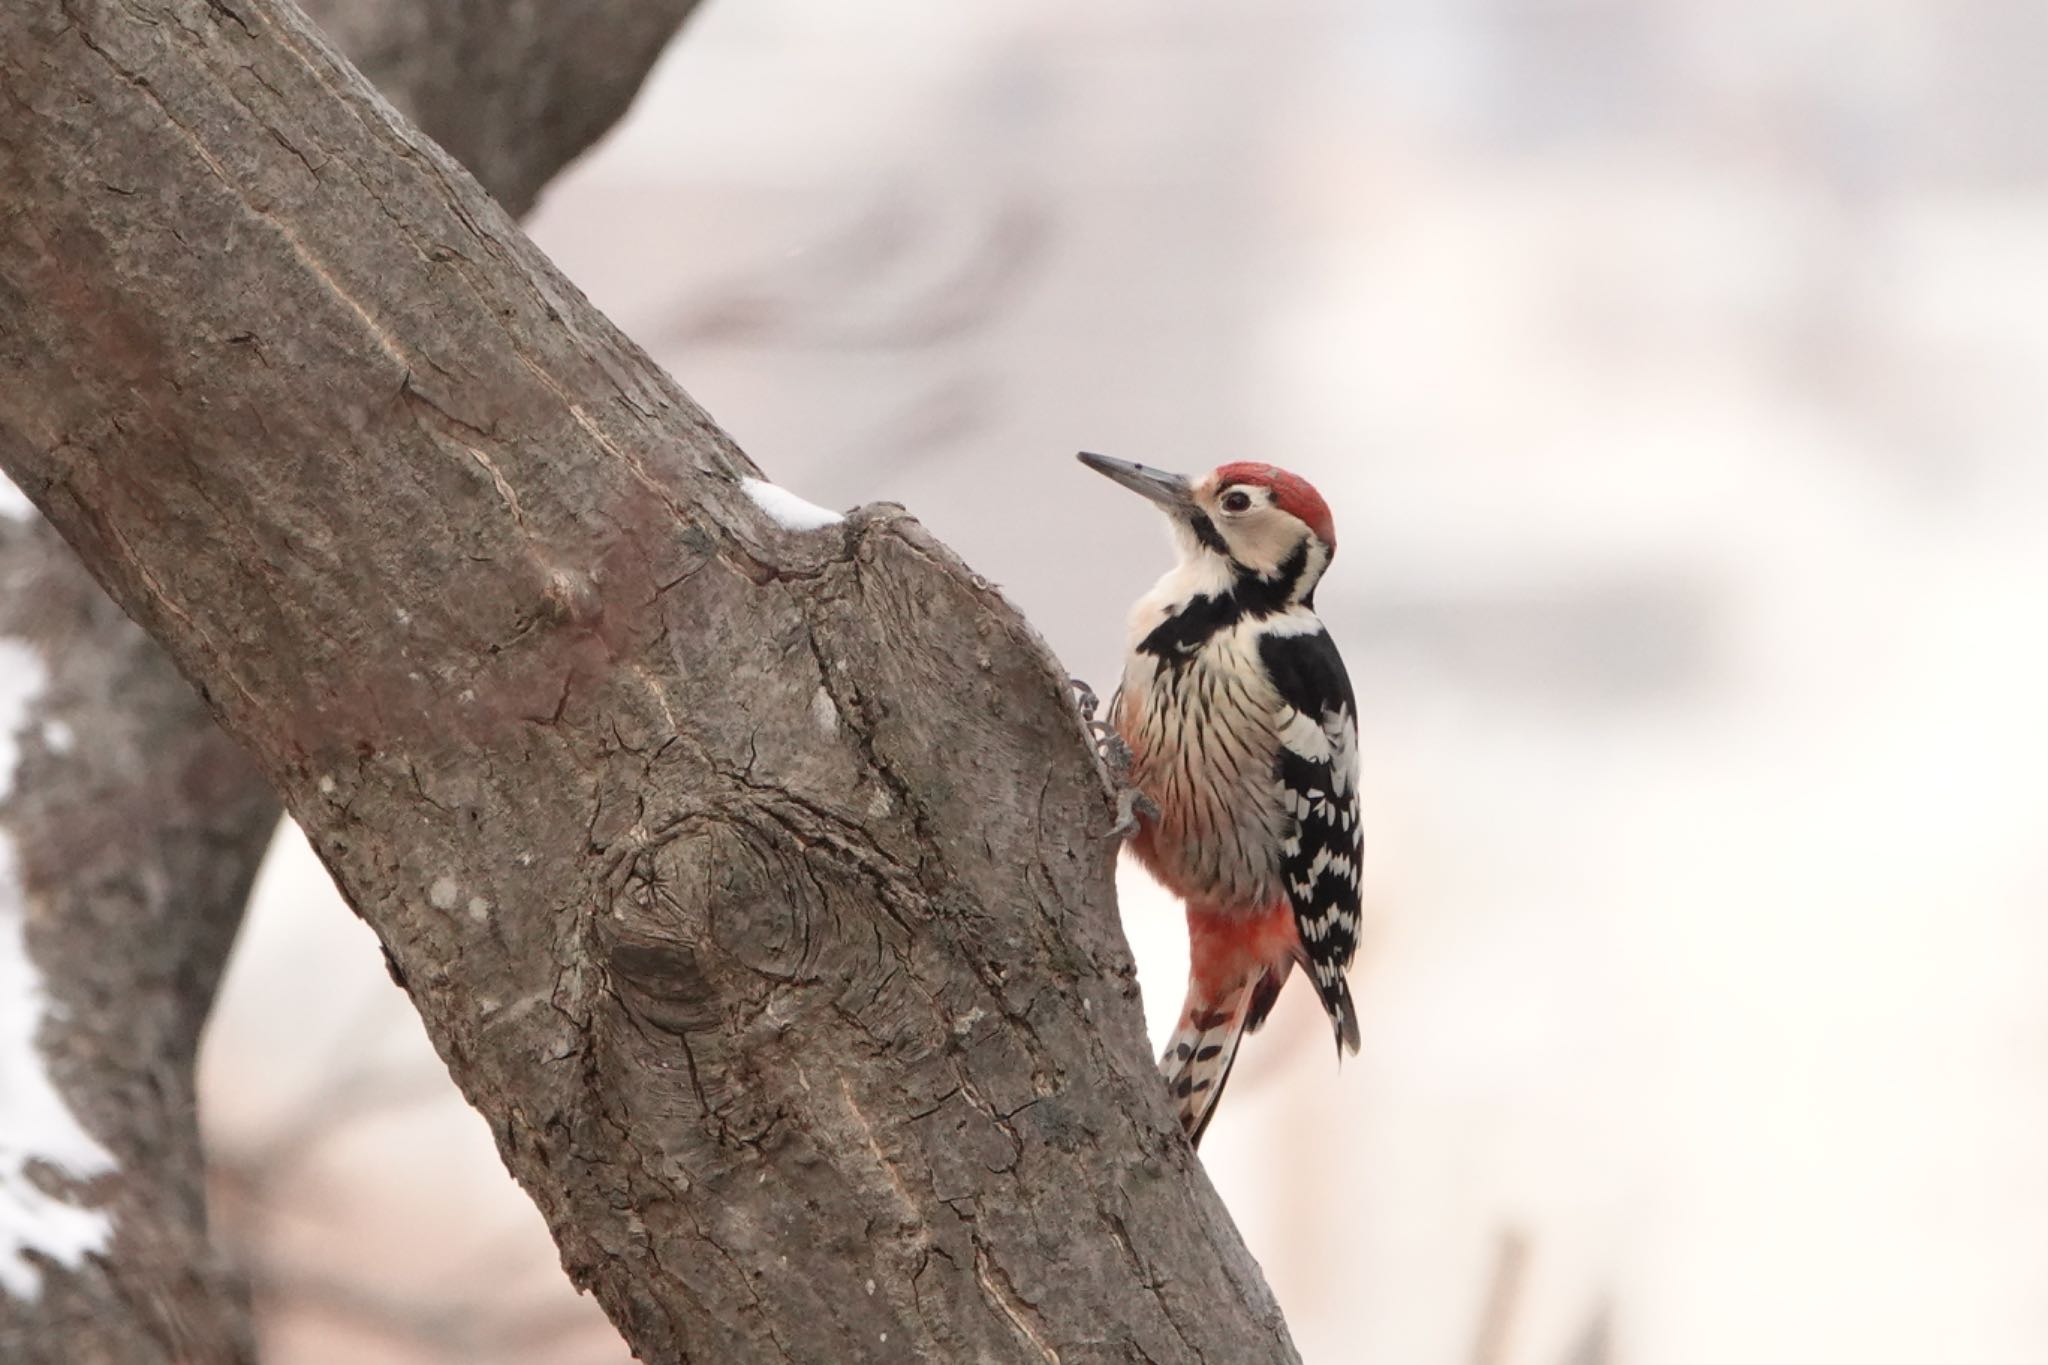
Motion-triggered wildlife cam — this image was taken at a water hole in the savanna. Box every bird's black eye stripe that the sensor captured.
[1188,513,1230,554]
[1221,488,1253,513]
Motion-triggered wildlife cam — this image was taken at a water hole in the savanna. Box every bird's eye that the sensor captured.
[1221,490,1253,513]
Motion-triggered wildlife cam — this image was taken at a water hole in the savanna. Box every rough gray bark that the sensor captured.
[0,0,701,1360]
[0,2,1298,1363]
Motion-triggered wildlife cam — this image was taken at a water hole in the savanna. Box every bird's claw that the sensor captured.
[1070,676,1132,776]
[1108,785,1160,841]
[1073,676,1149,837]
[1087,717,1132,779]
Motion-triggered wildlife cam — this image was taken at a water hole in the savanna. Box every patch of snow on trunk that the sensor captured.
[742,477,844,532]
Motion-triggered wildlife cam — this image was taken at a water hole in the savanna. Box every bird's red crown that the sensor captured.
[1211,462,1336,551]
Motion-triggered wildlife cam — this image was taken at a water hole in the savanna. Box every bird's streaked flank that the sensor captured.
[1079,451,1363,1145]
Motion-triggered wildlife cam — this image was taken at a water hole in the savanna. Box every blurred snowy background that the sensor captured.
[198,0,2048,1361]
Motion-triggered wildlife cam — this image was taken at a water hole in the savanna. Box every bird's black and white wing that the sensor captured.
[1258,626,1364,1052]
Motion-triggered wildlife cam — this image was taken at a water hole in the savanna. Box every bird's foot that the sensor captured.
[1108,784,1160,841]
[1071,675,1133,777]
[1087,717,1132,780]
[1072,677,1149,836]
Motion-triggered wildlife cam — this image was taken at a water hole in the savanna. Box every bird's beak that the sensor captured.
[1077,452,1195,514]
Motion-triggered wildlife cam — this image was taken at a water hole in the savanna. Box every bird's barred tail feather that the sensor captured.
[1161,995,1249,1147]
[1161,967,1287,1146]
[1311,962,1363,1055]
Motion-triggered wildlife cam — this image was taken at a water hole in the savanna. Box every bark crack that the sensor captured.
[974,1243,1062,1365]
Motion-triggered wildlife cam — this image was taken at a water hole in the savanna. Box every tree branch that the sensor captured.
[0,0,702,1358]
[299,0,705,217]
[0,1,1296,1361]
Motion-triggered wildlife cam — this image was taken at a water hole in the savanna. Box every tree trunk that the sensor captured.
[0,1,1300,1360]
[0,516,275,1364]
[0,1,702,1360]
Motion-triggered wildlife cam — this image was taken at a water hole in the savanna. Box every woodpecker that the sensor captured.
[1078,451,1362,1146]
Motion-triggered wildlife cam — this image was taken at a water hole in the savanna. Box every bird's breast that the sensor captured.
[1114,627,1291,911]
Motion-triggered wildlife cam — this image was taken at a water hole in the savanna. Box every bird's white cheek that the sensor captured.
[1230,519,1292,577]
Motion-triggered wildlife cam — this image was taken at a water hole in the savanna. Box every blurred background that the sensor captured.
[198,0,2048,1360]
